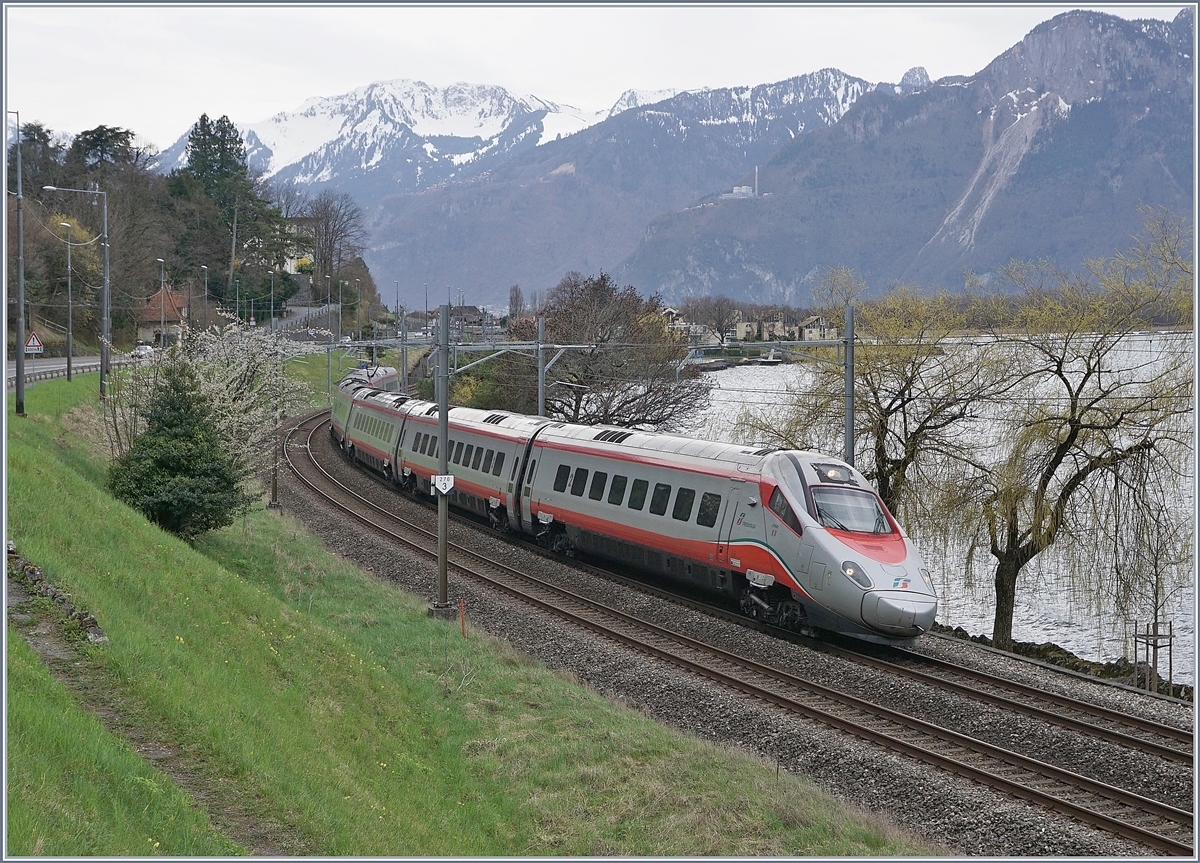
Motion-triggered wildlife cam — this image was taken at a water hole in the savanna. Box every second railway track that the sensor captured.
[286,409,1195,856]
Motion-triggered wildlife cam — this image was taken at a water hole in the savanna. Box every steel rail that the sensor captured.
[297,407,1193,761]
[285,411,1193,856]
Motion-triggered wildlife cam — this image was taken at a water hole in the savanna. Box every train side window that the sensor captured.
[649,483,672,516]
[430,437,438,459]
[492,452,505,476]
[589,471,608,501]
[608,475,628,505]
[526,459,538,486]
[570,468,589,496]
[769,487,803,535]
[482,449,494,473]
[416,433,425,454]
[422,433,432,455]
[453,441,464,464]
[510,458,520,480]
[672,487,696,521]
[697,493,722,528]
[472,448,485,470]
[463,444,474,466]
[628,479,648,510]
[553,464,571,492]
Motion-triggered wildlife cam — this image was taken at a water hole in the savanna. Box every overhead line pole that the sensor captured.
[844,304,855,467]
[433,303,451,613]
[537,315,546,417]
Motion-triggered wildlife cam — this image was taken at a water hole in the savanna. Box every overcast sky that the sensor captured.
[4,3,1187,150]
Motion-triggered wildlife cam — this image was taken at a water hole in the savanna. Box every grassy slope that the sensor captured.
[6,372,938,856]
[286,345,427,408]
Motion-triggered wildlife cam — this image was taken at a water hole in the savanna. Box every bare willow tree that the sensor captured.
[736,282,1008,530]
[964,213,1194,651]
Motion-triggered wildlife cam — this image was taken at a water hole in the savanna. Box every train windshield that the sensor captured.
[810,486,894,534]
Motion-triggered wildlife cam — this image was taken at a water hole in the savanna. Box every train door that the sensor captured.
[519,449,543,534]
[718,479,754,567]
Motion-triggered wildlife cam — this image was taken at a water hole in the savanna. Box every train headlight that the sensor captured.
[919,568,935,593]
[841,560,872,589]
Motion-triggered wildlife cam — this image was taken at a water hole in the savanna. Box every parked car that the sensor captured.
[131,344,154,358]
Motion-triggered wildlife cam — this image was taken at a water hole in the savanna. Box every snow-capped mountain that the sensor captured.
[155,79,608,205]
[365,67,877,307]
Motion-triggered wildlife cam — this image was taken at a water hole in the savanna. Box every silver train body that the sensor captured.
[332,374,938,645]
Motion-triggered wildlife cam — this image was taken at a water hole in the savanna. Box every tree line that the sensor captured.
[7,115,378,348]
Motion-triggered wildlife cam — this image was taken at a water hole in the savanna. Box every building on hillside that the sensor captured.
[138,287,189,347]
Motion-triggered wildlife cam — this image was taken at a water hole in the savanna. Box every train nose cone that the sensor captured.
[861,590,938,636]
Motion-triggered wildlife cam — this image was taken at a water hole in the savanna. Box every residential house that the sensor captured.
[799,315,838,340]
[138,287,189,347]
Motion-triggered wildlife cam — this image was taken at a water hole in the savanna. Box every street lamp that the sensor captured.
[200,265,208,330]
[11,112,26,415]
[59,222,73,381]
[156,258,165,348]
[267,270,274,332]
[355,278,361,341]
[42,183,109,399]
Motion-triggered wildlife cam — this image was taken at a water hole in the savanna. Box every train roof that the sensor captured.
[352,391,849,475]
[535,422,779,470]
[338,366,398,387]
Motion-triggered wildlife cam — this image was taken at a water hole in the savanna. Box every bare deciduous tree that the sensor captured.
[508,284,525,320]
[504,272,711,430]
[305,189,367,281]
[680,295,741,343]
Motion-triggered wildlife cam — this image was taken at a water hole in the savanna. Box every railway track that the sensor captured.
[285,410,1194,856]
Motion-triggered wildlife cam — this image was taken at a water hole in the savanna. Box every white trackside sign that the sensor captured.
[433,474,455,495]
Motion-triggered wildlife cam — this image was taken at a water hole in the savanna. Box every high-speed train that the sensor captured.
[330,372,938,645]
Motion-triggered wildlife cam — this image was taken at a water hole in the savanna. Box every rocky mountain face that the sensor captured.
[363,68,875,307]
[614,9,1194,304]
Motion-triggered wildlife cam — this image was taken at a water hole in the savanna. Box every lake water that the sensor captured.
[697,360,1196,685]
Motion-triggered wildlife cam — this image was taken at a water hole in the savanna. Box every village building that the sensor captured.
[138,287,190,347]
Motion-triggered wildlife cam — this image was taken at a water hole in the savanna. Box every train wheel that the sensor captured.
[346,444,355,463]
[549,530,573,557]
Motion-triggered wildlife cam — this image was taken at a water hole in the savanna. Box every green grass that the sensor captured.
[6,632,242,856]
[7,375,940,856]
